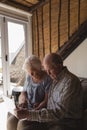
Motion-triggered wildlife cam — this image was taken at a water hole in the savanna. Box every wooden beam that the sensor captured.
[36,10,39,57]
[23,0,34,5]
[68,0,70,39]
[1,0,31,12]
[25,0,39,4]
[78,0,80,28]
[0,0,7,2]
[24,0,34,5]
[58,20,87,60]
[42,6,45,56]
[29,0,49,12]
[1,0,48,12]
[32,14,34,54]
[58,0,62,50]
[49,0,51,53]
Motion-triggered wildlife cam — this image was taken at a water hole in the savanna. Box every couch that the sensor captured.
[11,78,87,130]
[80,78,87,130]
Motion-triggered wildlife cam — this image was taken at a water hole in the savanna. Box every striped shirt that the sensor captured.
[28,67,83,127]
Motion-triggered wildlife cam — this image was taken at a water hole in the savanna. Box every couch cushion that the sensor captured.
[80,78,87,110]
[83,109,87,129]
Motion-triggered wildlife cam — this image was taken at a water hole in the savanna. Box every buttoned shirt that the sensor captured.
[28,67,83,127]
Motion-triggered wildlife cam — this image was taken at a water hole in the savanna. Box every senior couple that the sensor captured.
[7,53,83,130]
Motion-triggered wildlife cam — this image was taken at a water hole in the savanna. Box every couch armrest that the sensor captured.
[83,109,87,129]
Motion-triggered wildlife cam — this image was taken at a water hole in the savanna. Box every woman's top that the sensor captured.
[23,74,52,109]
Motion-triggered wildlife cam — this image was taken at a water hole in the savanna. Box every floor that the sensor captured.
[0,83,20,130]
[0,95,15,130]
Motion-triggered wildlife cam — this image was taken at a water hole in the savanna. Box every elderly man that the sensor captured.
[14,53,83,130]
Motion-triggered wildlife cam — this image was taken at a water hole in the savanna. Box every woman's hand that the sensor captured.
[34,101,47,110]
[18,103,28,109]
[14,108,29,119]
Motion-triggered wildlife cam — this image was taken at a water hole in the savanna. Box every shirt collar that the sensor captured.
[53,66,68,82]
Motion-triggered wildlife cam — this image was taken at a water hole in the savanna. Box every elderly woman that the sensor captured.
[7,55,52,130]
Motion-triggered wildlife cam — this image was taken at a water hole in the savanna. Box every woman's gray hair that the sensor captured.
[22,55,42,72]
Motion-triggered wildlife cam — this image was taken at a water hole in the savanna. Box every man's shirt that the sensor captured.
[28,67,83,126]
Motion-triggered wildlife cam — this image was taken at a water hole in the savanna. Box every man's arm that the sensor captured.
[14,108,59,122]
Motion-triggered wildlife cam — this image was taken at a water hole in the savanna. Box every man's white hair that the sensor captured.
[23,55,42,72]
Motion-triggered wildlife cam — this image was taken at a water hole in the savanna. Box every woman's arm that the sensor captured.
[18,91,28,108]
[34,93,48,110]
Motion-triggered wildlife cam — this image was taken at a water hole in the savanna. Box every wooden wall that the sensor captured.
[32,0,87,60]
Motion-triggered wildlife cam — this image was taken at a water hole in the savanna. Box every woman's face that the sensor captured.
[27,68,36,77]
[27,68,39,80]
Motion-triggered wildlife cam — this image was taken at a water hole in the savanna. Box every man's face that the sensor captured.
[43,63,61,80]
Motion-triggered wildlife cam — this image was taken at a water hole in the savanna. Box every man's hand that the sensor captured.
[14,108,29,119]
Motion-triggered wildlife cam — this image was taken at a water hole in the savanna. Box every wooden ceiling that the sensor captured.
[0,0,48,12]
